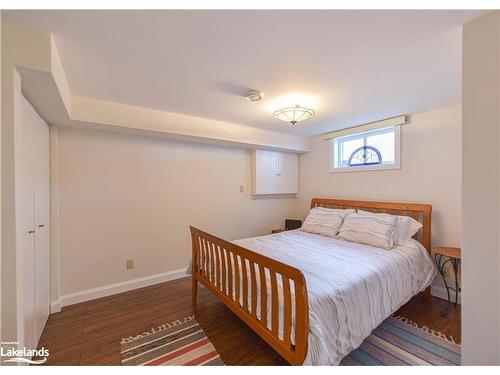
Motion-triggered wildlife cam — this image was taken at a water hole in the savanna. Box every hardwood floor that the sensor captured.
[36,276,461,365]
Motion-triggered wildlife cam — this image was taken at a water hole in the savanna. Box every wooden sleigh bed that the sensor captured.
[190,198,432,365]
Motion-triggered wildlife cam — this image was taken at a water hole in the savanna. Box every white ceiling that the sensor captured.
[6,10,485,136]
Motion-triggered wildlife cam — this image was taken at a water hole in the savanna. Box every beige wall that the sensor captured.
[462,11,500,365]
[296,105,461,250]
[57,105,462,300]
[57,127,297,295]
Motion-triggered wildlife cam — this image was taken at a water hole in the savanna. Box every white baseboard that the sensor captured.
[59,268,188,308]
[54,270,456,310]
[431,285,461,305]
[50,299,62,313]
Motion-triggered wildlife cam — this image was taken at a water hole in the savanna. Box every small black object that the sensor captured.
[285,219,302,231]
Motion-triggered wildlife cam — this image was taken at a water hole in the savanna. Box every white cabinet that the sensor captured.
[278,152,299,194]
[15,95,50,354]
[252,149,298,195]
[253,150,280,194]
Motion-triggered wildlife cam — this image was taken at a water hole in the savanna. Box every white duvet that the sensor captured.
[232,229,436,366]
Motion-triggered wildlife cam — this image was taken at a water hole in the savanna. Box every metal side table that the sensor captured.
[433,247,461,316]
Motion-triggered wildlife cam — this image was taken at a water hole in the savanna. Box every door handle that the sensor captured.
[38,224,45,228]
[28,230,35,234]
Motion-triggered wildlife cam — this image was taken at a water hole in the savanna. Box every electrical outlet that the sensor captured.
[239,185,244,193]
[126,258,134,270]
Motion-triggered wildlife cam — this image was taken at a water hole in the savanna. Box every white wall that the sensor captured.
[296,105,462,297]
[462,11,500,365]
[56,127,297,296]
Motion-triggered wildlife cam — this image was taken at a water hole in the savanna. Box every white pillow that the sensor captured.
[357,210,423,246]
[336,212,397,249]
[301,207,355,238]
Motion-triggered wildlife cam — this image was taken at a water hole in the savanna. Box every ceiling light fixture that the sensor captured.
[245,90,263,102]
[273,105,315,125]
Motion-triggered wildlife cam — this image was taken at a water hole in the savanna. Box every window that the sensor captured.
[330,125,401,173]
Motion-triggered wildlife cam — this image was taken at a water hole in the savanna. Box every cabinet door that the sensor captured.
[254,150,279,194]
[278,152,299,194]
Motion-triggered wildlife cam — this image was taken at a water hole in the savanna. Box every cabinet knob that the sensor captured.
[38,224,45,228]
[28,230,35,234]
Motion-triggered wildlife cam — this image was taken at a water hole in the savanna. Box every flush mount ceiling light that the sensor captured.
[245,90,263,102]
[273,105,315,125]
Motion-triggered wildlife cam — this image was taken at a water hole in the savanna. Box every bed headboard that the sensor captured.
[310,198,432,254]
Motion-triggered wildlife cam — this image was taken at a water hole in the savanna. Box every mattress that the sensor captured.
[232,229,436,365]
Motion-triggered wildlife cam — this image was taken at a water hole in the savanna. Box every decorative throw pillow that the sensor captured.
[336,212,397,249]
[301,207,355,238]
[357,210,423,246]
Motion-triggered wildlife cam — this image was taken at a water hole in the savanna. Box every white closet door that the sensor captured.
[16,96,50,353]
[277,152,299,194]
[16,96,37,352]
[254,150,279,194]
[33,110,50,345]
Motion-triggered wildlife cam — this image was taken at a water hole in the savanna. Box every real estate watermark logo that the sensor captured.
[1,341,49,365]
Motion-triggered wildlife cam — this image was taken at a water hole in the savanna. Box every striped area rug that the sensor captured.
[340,316,461,366]
[120,315,224,366]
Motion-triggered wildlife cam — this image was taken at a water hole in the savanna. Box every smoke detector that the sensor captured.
[245,90,263,102]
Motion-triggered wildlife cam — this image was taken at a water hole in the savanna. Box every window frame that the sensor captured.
[329,125,401,173]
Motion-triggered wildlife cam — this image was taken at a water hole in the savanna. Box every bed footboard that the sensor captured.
[190,226,309,365]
